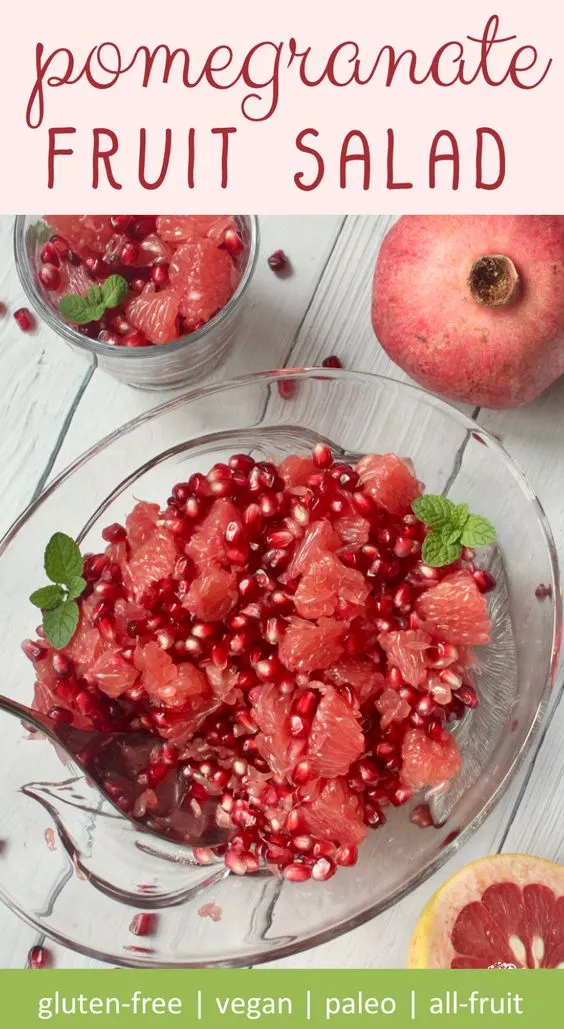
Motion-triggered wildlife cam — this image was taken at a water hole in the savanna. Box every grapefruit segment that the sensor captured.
[184,566,238,621]
[278,455,315,489]
[417,570,491,646]
[289,520,341,577]
[45,215,114,257]
[125,529,177,598]
[170,239,239,327]
[379,629,432,687]
[278,616,346,673]
[294,553,370,620]
[408,854,564,969]
[401,727,461,789]
[356,453,422,514]
[125,289,181,344]
[185,498,242,570]
[156,215,233,243]
[308,687,365,776]
[302,777,368,846]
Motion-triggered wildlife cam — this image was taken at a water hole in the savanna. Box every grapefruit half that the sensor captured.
[408,853,564,968]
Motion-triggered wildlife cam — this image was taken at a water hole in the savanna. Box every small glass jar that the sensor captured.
[13,215,259,390]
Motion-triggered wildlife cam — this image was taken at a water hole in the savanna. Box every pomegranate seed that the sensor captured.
[22,638,47,662]
[455,684,479,708]
[427,719,449,743]
[129,912,157,936]
[311,857,336,881]
[40,242,60,266]
[28,945,50,969]
[278,378,295,400]
[111,215,131,231]
[285,809,302,834]
[124,329,150,347]
[14,308,34,332]
[321,355,342,368]
[225,850,248,876]
[268,249,288,272]
[223,228,244,257]
[312,443,333,469]
[335,845,358,867]
[283,862,311,882]
[410,804,434,828]
[294,760,315,784]
[294,690,317,717]
[51,653,73,678]
[39,263,61,290]
[119,241,139,265]
[101,522,126,543]
[151,264,169,287]
[473,568,496,592]
[535,583,552,599]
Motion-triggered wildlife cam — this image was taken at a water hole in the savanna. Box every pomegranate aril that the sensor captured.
[40,242,60,266]
[268,249,288,272]
[14,308,34,331]
[312,443,333,469]
[535,583,552,599]
[278,378,295,400]
[223,228,244,257]
[22,638,47,662]
[39,263,61,290]
[321,355,342,368]
[225,850,249,876]
[335,845,358,867]
[283,862,311,882]
[470,568,495,592]
[151,264,169,287]
[129,912,158,936]
[119,241,139,265]
[124,330,150,347]
[410,803,434,828]
[28,945,50,969]
[454,684,479,708]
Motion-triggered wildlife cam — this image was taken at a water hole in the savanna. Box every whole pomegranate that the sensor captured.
[371,216,564,408]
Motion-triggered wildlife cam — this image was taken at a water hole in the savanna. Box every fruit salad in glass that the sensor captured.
[23,447,496,884]
[14,215,257,389]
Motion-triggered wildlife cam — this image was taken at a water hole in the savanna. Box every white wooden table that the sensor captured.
[0,215,562,969]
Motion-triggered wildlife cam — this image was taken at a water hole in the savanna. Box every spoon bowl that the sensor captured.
[0,693,230,848]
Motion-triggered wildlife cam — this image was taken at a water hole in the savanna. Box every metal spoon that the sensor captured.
[0,693,230,848]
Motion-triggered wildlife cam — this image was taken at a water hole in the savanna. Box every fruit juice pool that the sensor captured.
[23,447,495,884]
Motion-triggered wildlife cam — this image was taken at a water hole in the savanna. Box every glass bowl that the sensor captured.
[0,369,559,967]
[13,215,259,391]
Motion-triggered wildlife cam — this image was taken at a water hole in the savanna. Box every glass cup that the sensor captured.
[13,215,259,390]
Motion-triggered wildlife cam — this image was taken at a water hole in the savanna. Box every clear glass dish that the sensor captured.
[13,215,259,391]
[0,369,559,967]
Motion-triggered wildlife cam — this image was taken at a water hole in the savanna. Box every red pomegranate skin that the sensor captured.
[371,215,564,409]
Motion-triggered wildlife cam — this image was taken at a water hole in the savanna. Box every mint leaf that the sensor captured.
[67,575,87,601]
[460,514,496,548]
[87,284,103,306]
[453,503,470,530]
[58,294,94,324]
[29,584,65,610]
[411,495,456,531]
[87,301,106,322]
[422,531,462,568]
[101,274,128,309]
[42,600,80,650]
[44,532,83,585]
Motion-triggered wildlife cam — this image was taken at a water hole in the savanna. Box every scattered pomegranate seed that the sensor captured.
[28,945,50,969]
[268,249,289,273]
[129,912,158,936]
[321,355,343,368]
[44,827,56,851]
[151,264,169,287]
[410,804,434,828]
[277,377,295,399]
[535,583,552,599]
[14,308,34,332]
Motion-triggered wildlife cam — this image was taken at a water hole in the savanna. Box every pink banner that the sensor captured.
[1,0,562,211]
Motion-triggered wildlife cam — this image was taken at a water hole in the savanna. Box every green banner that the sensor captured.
[1,968,562,1027]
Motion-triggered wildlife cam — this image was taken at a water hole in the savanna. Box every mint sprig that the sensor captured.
[59,274,128,325]
[30,533,86,649]
[412,495,496,568]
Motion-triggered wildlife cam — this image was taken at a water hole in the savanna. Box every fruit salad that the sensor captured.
[38,216,244,347]
[22,448,495,883]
